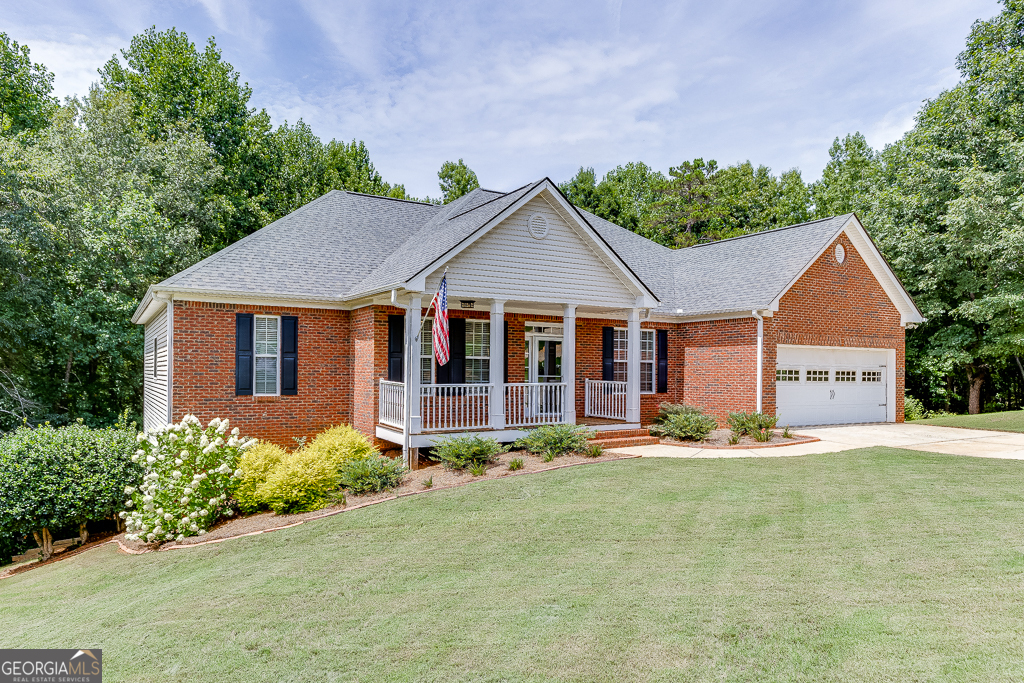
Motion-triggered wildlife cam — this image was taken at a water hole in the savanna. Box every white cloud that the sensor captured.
[27,34,125,100]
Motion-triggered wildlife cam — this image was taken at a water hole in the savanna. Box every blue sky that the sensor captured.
[4,0,1001,198]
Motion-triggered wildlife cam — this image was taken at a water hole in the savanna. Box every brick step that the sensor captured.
[587,428,651,440]
[589,436,660,449]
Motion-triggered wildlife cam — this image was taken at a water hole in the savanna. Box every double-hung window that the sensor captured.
[465,320,490,383]
[640,330,655,393]
[613,329,656,391]
[255,315,280,395]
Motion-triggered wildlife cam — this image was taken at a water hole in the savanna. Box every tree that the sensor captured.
[0,33,58,135]
[811,133,877,218]
[99,27,277,249]
[558,166,639,231]
[862,0,1024,413]
[0,88,224,427]
[644,159,724,247]
[438,159,480,203]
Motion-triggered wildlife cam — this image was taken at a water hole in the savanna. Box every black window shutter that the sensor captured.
[503,320,510,384]
[602,327,614,381]
[235,313,254,395]
[657,329,668,394]
[387,314,404,382]
[450,318,466,384]
[281,316,298,395]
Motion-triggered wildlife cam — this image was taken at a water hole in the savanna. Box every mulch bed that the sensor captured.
[659,429,818,449]
[16,450,634,565]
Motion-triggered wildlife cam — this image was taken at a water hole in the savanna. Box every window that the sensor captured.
[776,369,800,382]
[807,369,829,382]
[862,370,882,383]
[613,329,628,382]
[420,318,434,384]
[640,330,655,393]
[255,315,279,395]
[465,320,490,383]
[836,370,856,382]
[612,329,656,390]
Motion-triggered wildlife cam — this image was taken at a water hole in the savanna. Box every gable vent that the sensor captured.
[528,214,549,240]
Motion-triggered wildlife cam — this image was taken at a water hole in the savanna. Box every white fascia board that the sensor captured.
[399,180,659,308]
[647,309,770,324]
[767,215,924,325]
[141,287,357,313]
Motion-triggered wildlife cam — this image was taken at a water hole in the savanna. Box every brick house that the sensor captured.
[132,178,923,458]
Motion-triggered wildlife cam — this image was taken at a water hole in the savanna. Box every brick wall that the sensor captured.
[171,301,352,447]
[677,318,758,425]
[763,234,906,421]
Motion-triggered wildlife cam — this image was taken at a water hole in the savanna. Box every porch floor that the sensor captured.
[576,417,629,426]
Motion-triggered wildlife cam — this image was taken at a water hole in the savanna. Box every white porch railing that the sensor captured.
[420,384,491,431]
[584,379,627,420]
[505,382,566,428]
[379,380,405,429]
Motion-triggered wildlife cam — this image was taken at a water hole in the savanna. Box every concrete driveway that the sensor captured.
[607,423,1024,460]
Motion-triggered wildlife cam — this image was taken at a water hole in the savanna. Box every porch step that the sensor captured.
[589,435,661,449]
[587,428,659,449]
[587,428,651,440]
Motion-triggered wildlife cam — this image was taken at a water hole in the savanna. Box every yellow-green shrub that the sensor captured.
[257,448,345,514]
[304,425,377,470]
[233,441,286,513]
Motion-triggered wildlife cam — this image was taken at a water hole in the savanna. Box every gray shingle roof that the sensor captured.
[154,181,855,317]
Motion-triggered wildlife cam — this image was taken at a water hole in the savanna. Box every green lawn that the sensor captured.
[911,409,1024,432]
[3,448,1024,682]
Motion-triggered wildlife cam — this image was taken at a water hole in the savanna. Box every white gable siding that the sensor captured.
[143,306,169,431]
[426,196,636,306]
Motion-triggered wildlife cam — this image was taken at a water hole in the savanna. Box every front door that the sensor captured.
[525,334,562,415]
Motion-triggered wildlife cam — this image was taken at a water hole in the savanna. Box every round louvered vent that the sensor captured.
[528,214,549,240]
[835,244,846,264]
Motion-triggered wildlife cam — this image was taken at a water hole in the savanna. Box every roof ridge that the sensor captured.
[684,214,852,250]
[446,183,533,221]
[340,190,439,206]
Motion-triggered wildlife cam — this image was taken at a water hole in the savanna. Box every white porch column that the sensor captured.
[562,304,577,423]
[626,307,641,423]
[489,300,505,429]
[407,296,422,435]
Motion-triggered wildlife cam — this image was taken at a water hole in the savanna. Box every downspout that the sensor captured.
[752,310,763,413]
[391,290,412,468]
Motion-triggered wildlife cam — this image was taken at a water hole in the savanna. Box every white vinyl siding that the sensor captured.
[255,316,279,395]
[424,196,636,307]
[143,306,169,431]
[465,320,490,383]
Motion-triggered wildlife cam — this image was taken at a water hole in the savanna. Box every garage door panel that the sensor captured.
[775,346,889,426]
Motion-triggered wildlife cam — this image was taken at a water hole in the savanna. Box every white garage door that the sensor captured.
[776,346,889,426]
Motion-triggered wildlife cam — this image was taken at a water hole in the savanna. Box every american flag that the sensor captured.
[430,274,449,366]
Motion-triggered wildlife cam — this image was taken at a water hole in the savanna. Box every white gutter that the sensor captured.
[752,310,764,413]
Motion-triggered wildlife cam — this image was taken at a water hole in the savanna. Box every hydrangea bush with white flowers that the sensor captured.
[121,415,256,543]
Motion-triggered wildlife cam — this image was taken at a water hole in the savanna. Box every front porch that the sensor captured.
[376,377,641,448]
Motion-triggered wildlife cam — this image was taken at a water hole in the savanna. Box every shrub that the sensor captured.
[904,395,927,421]
[728,433,740,445]
[508,458,524,471]
[514,424,594,458]
[422,476,433,489]
[752,427,773,442]
[468,462,486,477]
[585,443,604,458]
[338,455,407,495]
[123,416,253,544]
[304,425,376,471]
[782,425,794,439]
[650,412,717,441]
[0,417,140,558]
[727,411,779,437]
[431,434,506,470]
[0,532,33,567]
[653,402,703,423]
[233,441,287,514]
[258,446,346,514]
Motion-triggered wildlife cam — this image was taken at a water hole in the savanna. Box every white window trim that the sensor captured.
[254,314,281,396]
[465,320,491,384]
[614,327,657,393]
